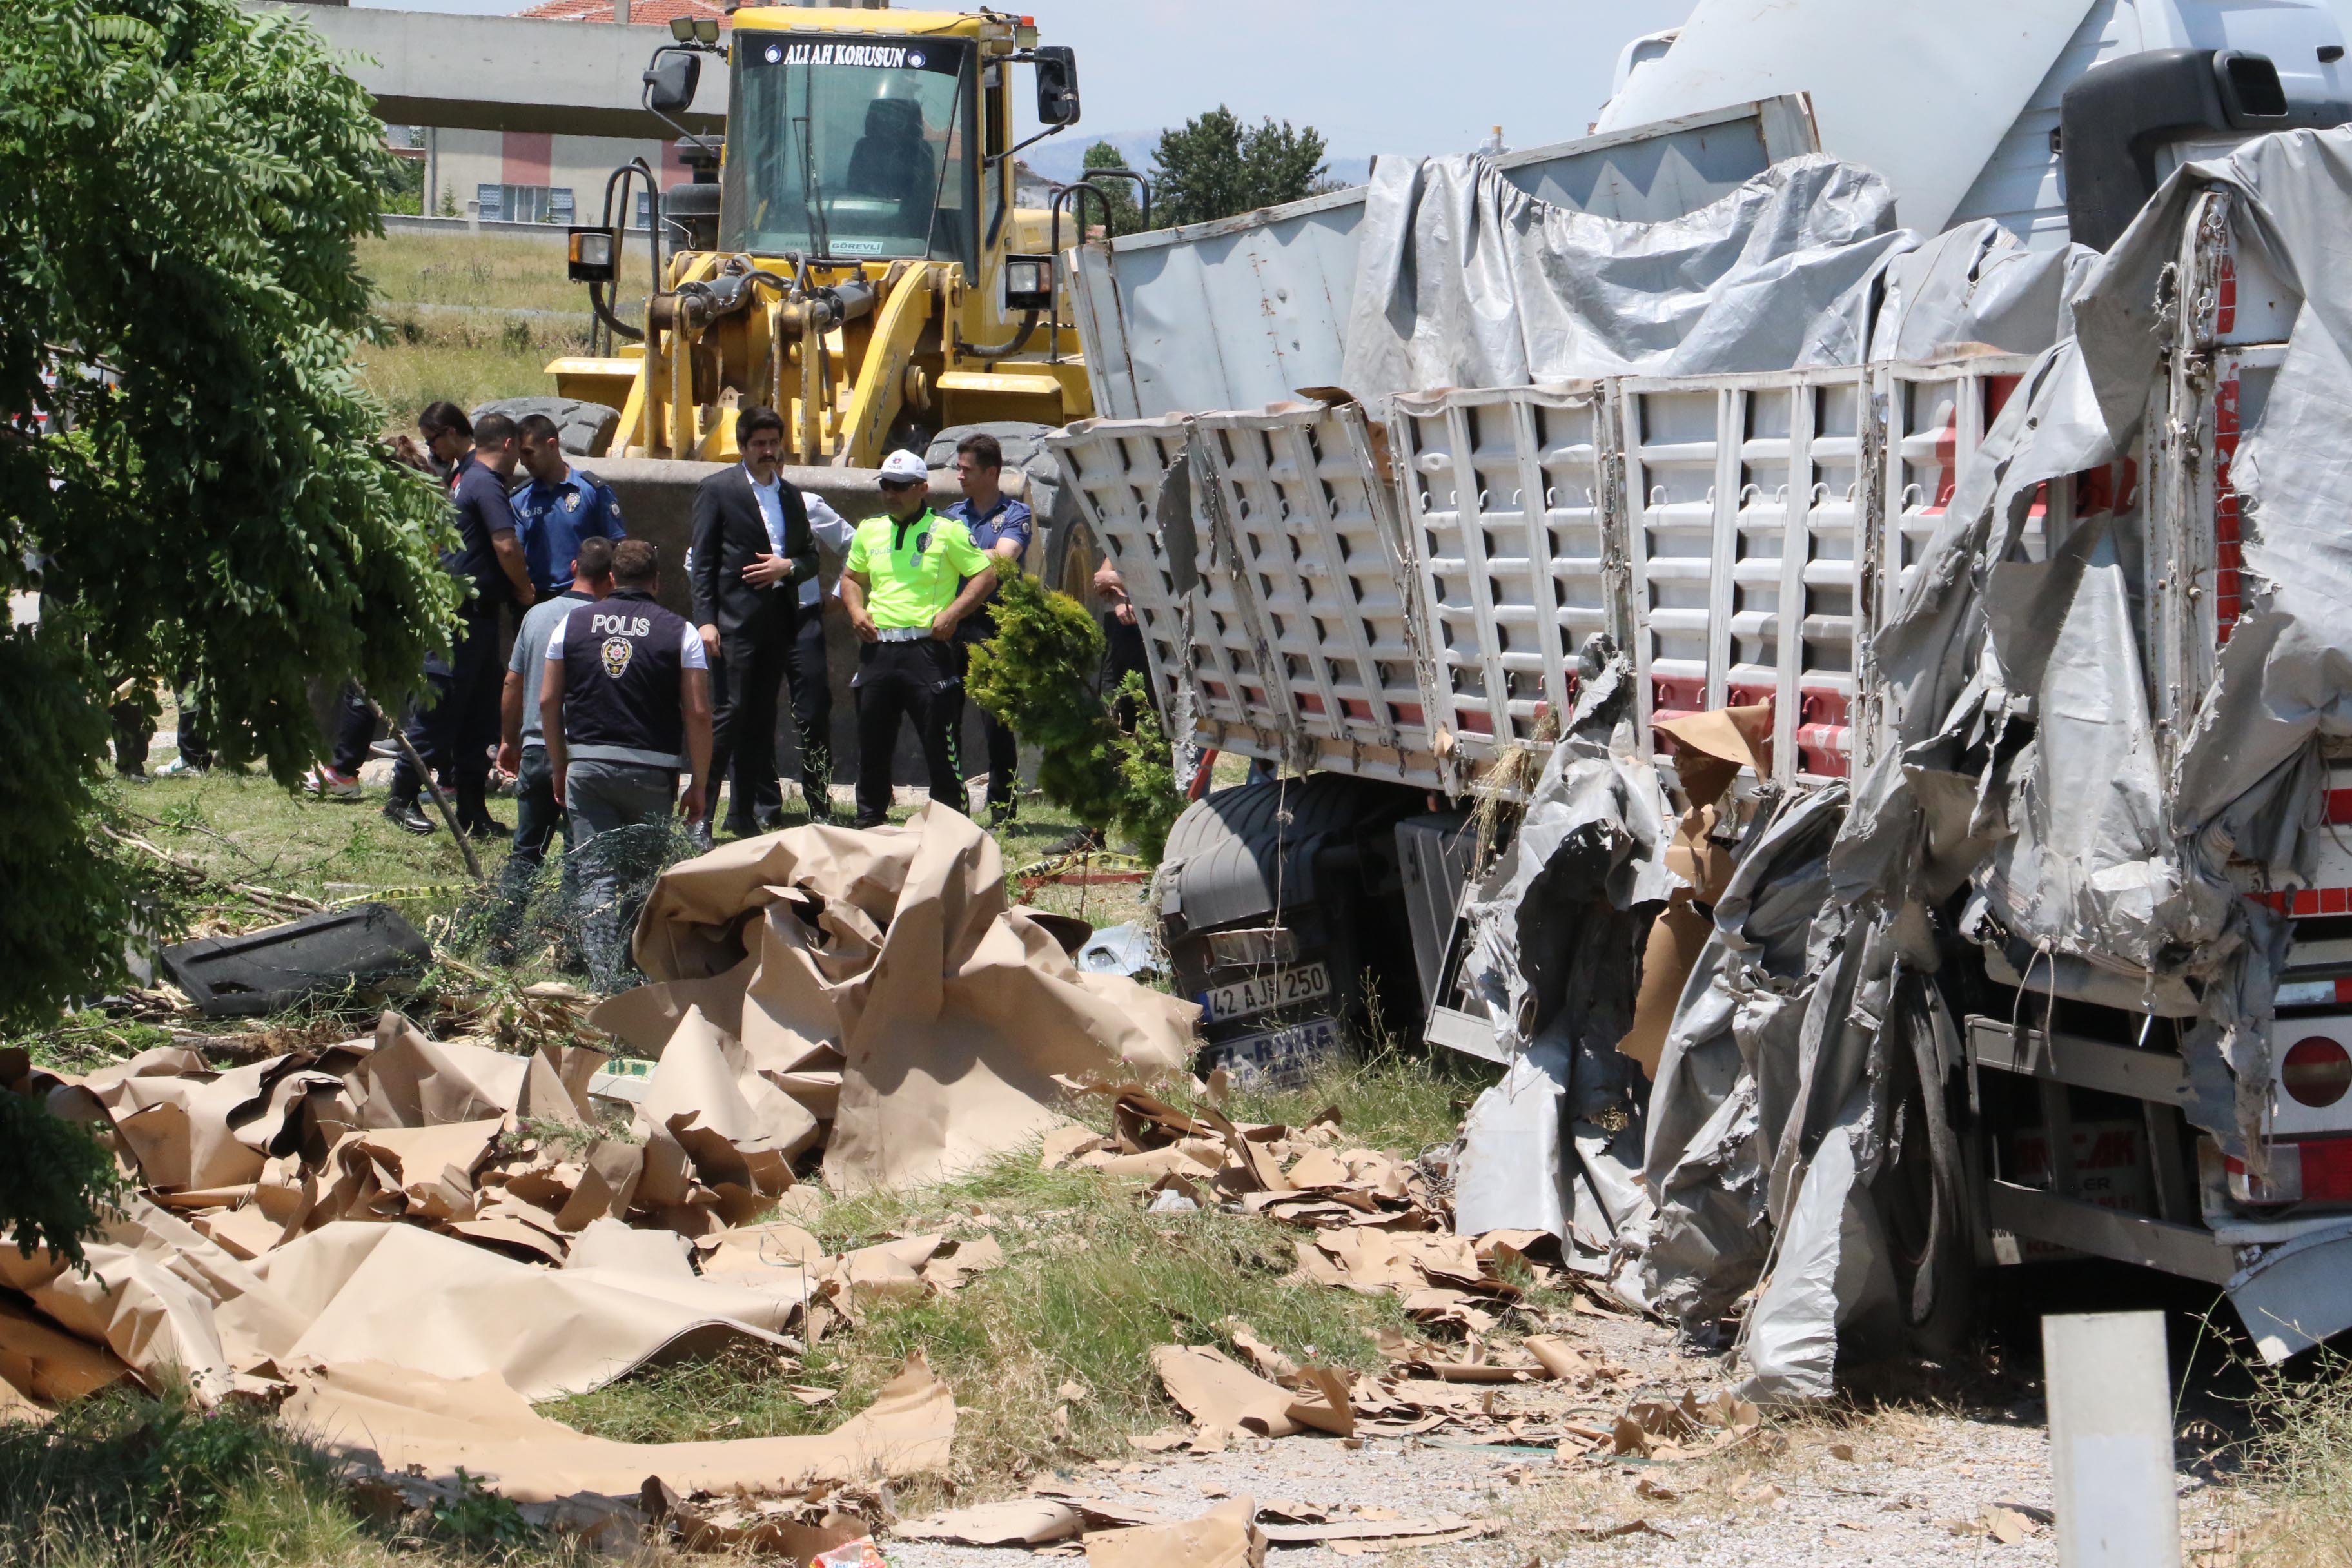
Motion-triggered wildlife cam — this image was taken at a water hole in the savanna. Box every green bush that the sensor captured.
[966,574,1182,861]
[0,1090,124,1270]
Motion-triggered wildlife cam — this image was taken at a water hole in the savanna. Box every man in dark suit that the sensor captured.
[691,406,817,836]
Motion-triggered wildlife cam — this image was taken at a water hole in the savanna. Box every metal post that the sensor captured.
[2042,1311,2180,1567]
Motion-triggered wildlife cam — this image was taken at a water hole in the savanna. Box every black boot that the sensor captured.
[382,796,435,836]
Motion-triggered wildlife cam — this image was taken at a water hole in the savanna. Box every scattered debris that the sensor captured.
[159,903,431,1018]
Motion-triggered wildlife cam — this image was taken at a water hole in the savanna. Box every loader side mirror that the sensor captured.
[1034,46,1080,127]
[645,51,701,117]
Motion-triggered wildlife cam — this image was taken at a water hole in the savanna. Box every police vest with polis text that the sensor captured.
[558,590,693,770]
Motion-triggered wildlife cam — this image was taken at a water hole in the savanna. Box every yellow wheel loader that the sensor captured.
[549,5,1137,473]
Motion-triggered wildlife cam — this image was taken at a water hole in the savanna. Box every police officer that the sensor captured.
[839,450,998,830]
[942,431,1032,824]
[510,413,627,601]
[384,411,536,838]
[540,538,712,965]
[309,402,473,802]
[498,535,615,881]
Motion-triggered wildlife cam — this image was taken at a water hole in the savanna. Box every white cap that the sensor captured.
[878,449,928,482]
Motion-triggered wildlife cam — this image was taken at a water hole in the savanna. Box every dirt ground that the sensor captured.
[888,1309,2084,1567]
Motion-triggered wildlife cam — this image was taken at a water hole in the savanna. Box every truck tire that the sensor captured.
[1876,966,1977,1358]
[472,396,621,458]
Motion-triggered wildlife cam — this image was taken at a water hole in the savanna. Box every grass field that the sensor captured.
[352,230,596,432]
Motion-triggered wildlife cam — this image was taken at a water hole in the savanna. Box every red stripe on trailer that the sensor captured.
[2077,456,2139,514]
[1456,708,1493,735]
[1649,676,1707,756]
[1796,687,1850,777]
[2326,788,2352,825]
[1928,406,1958,516]
[1296,692,1326,714]
[2217,253,2238,336]
[2253,888,2352,916]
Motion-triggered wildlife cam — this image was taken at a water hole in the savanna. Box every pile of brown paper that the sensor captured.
[0,807,1200,1518]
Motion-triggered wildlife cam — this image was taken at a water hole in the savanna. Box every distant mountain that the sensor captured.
[1025,131,1375,195]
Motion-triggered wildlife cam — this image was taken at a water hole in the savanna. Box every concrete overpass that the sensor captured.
[256,3,732,139]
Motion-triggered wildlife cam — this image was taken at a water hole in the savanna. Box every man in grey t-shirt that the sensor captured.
[497,536,614,896]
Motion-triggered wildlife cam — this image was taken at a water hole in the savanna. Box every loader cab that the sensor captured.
[723,31,981,270]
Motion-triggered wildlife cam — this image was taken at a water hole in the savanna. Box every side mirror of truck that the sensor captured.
[1034,46,1080,127]
[645,52,701,117]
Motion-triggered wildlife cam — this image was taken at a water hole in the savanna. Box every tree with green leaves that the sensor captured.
[0,0,458,1032]
[1150,107,1329,230]
[1079,139,1145,237]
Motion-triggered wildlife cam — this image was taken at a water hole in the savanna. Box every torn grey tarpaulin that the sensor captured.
[1341,154,1912,401]
[1453,639,1678,1283]
[1864,220,2095,362]
[1640,787,1847,1331]
[1636,128,2352,1398]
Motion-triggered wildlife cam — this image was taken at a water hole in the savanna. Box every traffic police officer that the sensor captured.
[942,431,1032,823]
[839,449,997,830]
[511,412,628,601]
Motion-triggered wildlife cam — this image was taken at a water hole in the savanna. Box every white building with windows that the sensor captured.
[398,0,735,225]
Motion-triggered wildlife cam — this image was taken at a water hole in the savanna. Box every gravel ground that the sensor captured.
[886,1311,2255,1567]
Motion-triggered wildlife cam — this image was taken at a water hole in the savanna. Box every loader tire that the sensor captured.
[471,396,621,458]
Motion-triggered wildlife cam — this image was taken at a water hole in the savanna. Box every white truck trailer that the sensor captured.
[1046,1,2352,1387]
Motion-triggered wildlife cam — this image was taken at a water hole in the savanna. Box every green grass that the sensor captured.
[544,1146,1427,1497]
[2242,1348,2352,1567]
[0,1386,411,1567]
[112,744,1154,965]
[351,231,594,431]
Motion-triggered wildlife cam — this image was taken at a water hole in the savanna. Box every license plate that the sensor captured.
[1204,1015,1348,1092]
[1202,961,1331,1023]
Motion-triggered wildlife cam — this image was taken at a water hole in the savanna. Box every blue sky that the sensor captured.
[358,0,2352,166]
[355,0,1696,158]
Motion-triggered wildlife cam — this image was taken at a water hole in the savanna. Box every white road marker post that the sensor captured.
[2042,1309,2182,1567]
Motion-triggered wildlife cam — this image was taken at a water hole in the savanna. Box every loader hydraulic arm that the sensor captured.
[835,264,934,469]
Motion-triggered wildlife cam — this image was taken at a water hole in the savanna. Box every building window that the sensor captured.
[476,184,575,224]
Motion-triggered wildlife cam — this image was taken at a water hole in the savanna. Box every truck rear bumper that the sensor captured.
[2228,1221,2352,1363]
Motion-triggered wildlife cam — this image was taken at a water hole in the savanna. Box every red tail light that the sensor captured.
[2283,1036,2352,1108]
